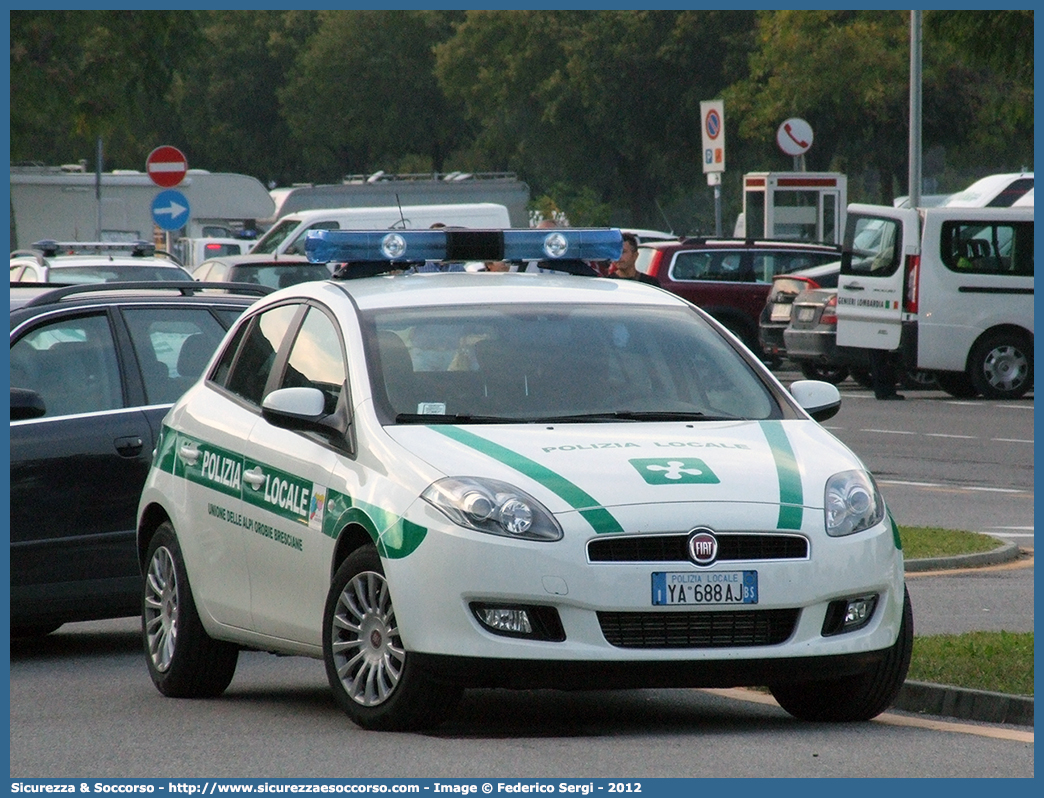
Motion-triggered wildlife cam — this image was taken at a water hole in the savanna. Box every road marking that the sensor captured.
[878,479,1029,495]
[861,428,918,435]
[992,438,1033,443]
[924,433,976,439]
[702,688,1034,742]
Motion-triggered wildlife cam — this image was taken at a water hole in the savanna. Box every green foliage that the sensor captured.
[8,10,1033,228]
[909,632,1034,696]
[898,527,1001,560]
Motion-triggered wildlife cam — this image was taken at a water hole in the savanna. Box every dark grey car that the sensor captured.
[9,282,270,637]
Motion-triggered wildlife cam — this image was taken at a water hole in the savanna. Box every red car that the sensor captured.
[636,237,842,363]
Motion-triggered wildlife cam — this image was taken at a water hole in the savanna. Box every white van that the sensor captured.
[835,203,1033,399]
[250,203,512,257]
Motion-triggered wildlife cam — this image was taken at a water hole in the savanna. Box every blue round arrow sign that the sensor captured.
[152,189,190,231]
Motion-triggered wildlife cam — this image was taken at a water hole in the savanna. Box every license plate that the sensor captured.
[796,307,816,322]
[769,303,792,322]
[651,571,758,606]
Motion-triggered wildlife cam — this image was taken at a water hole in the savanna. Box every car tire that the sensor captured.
[799,362,850,384]
[323,545,462,731]
[850,368,873,389]
[769,586,913,723]
[900,369,938,390]
[967,332,1033,400]
[936,371,979,398]
[142,522,239,698]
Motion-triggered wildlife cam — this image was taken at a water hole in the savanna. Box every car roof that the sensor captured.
[10,281,271,317]
[272,271,684,314]
[199,253,311,267]
[639,237,841,252]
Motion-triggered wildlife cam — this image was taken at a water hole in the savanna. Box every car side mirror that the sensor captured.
[261,386,350,439]
[789,379,841,422]
[11,387,46,421]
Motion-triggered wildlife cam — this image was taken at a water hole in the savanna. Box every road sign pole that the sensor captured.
[714,183,722,237]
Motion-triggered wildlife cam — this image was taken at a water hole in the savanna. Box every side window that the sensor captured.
[278,307,347,415]
[671,252,746,281]
[941,221,1033,276]
[10,313,123,418]
[222,304,301,407]
[121,307,231,405]
[842,216,902,276]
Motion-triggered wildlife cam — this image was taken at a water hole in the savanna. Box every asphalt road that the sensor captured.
[8,617,1034,778]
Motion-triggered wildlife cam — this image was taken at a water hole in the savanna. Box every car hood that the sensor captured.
[384,419,864,533]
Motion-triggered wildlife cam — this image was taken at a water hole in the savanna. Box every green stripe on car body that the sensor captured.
[153,426,427,558]
[758,420,804,530]
[429,425,624,534]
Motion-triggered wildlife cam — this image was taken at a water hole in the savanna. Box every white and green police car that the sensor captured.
[136,227,911,731]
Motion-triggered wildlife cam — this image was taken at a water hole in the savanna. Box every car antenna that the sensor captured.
[655,199,675,236]
[393,193,407,229]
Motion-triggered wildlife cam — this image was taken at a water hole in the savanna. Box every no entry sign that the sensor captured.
[146,146,188,188]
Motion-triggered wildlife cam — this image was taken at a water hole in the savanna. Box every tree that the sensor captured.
[278,10,466,182]
[171,11,315,186]
[435,11,757,228]
[11,11,200,168]
[724,10,1032,203]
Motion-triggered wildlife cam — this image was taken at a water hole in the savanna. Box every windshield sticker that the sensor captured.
[429,425,624,534]
[758,421,804,530]
[629,458,720,485]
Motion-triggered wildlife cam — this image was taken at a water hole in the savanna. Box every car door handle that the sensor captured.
[114,435,144,457]
[178,443,200,465]
[243,467,266,490]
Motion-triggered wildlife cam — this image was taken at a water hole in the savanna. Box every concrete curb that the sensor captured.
[904,540,1021,572]
[893,681,1034,727]
[897,543,1031,727]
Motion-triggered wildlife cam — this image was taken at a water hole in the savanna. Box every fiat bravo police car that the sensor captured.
[136,227,912,731]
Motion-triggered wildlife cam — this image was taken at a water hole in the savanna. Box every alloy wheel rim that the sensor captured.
[984,345,1027,391]
[144,546,179,672]
[330,570,405,707]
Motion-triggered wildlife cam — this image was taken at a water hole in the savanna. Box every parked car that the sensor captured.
[941,172,1033,208]
[192,253,334,289]
[136,227,911,731]
[758,260,841,375]
[784,285,936,390]
[10,240,191,284]
[173,236,254,271]
[9,281,271,637]
[635,238,842,361]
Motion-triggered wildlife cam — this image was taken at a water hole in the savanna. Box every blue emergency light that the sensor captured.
[305,228,623,273]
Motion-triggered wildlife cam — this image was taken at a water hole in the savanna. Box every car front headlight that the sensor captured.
[421,477,563,541]
[824,470,884,537]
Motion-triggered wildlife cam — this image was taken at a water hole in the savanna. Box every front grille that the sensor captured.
[598,609,799,649]
[587,533,808,563]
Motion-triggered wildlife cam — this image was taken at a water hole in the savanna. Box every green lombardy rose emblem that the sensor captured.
[629,458,720,485]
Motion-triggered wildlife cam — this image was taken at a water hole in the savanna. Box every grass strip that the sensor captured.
[908,631,1034,696]
[899,526,1000,559]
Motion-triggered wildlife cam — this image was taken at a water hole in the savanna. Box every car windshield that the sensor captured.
[45,265,191,284]
[363,302,779,424]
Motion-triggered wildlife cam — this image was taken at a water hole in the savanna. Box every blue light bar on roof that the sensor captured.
[306,228,622,265]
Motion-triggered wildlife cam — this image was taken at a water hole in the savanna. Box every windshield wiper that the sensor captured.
[529,411,737,423]
[395,413,520,424]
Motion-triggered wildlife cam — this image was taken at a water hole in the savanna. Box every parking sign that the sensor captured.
[700,100,725,173]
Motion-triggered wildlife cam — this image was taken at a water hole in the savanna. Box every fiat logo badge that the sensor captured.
[688,528,719,566]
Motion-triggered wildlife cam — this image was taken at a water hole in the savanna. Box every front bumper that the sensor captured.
[385,499,906,676]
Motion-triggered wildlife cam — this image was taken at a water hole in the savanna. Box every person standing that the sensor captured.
[608,232,659,286]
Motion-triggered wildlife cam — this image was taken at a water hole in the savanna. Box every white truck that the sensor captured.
[9,165,275,252]
[835,202,1034,399]
[250,203,512,258]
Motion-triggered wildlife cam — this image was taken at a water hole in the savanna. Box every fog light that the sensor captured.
[470,603,566,641]
[476,607,532,635]
[822,594,879,636]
